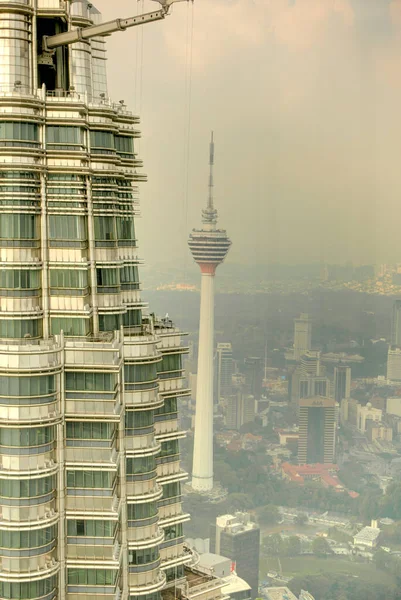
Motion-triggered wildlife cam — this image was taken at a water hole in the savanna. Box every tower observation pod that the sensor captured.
[188,133,231,492]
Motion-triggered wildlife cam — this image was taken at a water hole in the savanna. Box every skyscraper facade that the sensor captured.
[243,357,263,400]
[334,365,351,402]
[216,342,233,403]
[0,2,208,600]
[391,299,401,347]
[298,397,336,464]
[188,133,231,492]
[293,314,312,361]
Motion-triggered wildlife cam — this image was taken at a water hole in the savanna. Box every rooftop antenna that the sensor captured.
[202,131,218,226]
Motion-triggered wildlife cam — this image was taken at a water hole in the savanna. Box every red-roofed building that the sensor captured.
[281,462,357,497]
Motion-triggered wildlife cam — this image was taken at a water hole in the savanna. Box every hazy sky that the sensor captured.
[95,0,401,268]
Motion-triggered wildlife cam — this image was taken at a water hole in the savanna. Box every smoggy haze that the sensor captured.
[95,0,401,269]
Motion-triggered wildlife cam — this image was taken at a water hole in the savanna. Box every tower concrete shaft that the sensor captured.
[188,133,231,492]
[191,271,215,490]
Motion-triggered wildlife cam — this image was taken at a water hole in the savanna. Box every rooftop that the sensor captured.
[265,587,297,600]
[354,526,381,543]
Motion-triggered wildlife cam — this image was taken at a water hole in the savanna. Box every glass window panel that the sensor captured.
[0,214,37,239]
[49,215,87,240]
[50,318,91,337]
[0,319,42,339]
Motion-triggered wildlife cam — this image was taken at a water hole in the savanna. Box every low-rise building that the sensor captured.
[265,587,315,600]
[357,402,382,433]
[353,525,381,548]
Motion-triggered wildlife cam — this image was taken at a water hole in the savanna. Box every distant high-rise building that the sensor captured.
[226,392,255,430]
[298,397,336,464]
[216,342,234,402]
[210,513,260,599]
[290,368,329,403]
[391,299,401,347]
[300,351,321,376]
[188,133,231,492]
[243,356,263,399]
[293,314,312,361]
[387,347,401,381]
[334,365,351,402]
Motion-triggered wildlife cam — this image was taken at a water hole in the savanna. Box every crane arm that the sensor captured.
[43,0,189,51]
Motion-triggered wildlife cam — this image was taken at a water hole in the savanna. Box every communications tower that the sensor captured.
[188,133,231,492]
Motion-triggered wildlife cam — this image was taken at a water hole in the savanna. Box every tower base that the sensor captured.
[183,481,228,504]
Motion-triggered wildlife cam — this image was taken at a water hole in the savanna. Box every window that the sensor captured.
[66,422,115,440]
[157,354,182,378]
[163,523,183,540]
[0,476,55,498]
[66,470,115,489]
[161,481,181,500]
[123,310,142,328]
[127,502,157,520]
[120,265,140,289]
[50,317,91,337]
[0,375,55,397]
[117,217,135,241]
[67,520,116,537]
[124,363,158,384]
[98,314,122,332]
[47,126,84,148]
[125,410,154,430]
[0,426,55,447]
[0,270,40,290]
[126,456,156,475]
[0,576,56,599]
[0,214,37,240]
[0,319,42,339]
[0,122,38,144]
[114,135,134,155]
[65,371,115,391]
[155,397,178,416]
[0,526,56,549]
[67,569,117,586]
[49,215,87,241]
[94,216,115,242]
[128,546,159,565]
[96,268,119,293]
[90,130,114,150]
[50,270,88,289]
[160,440,179,458]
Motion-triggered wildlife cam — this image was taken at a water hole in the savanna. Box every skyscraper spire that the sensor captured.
[202,131,218,226]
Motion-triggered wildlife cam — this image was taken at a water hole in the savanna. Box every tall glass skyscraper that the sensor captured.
[0,3,226,600]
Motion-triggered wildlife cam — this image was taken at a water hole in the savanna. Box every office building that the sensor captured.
[188,133,231,492]
[290,368,329,403]
[216,342,233,402]
[293,314,312,361]
[387,346,401,381]
[243,356,263,399]
[298,397,336,464]
[0,2,220,600]
[334,365,351,402]
[391,299,401,347]
[210,512,260,599]
[300,351,321,376]
[196,554,252,600]
[356,402,382,433]
[226,392,255,431]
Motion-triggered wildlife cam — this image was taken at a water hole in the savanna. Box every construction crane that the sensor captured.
[40,0,190,56]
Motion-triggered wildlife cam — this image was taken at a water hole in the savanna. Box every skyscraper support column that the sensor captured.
[192,267,215,491]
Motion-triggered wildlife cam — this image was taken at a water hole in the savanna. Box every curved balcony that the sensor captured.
[127,525,164,548]
[128,569,166,595]
[0,394,59,425]
[0,493,57,525]
[0,447,57,473]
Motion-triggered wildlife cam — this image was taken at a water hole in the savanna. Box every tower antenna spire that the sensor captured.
[208,131,214,210]
[202,131,218,226]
